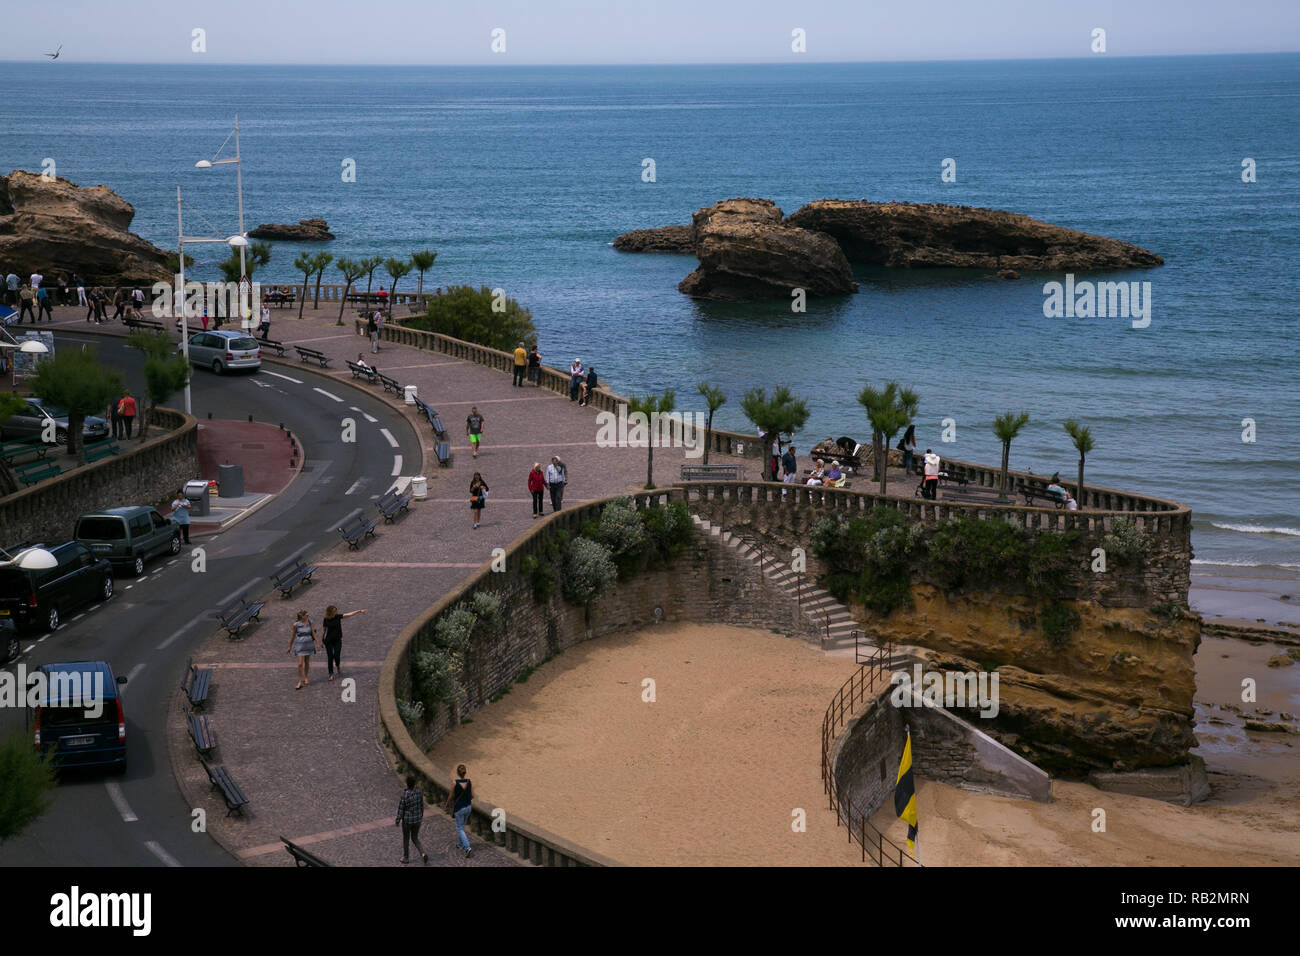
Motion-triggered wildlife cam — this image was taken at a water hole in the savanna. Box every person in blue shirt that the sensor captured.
[445,764,473,858]
[170,490,192,543]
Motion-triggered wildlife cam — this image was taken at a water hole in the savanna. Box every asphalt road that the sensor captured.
[0,332,421,866]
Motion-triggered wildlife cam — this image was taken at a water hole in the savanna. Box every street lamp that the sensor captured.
[195,114,249,328]
[0,545,58,571]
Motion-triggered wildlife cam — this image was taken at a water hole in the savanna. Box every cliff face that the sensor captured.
[0,170,171,284]
[785,199,1164,270]
[872,585,1200,776]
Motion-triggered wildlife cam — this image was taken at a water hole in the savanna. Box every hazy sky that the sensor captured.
[4,0,1299,64]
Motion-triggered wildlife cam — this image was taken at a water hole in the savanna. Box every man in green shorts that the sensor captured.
[466,406,485,459]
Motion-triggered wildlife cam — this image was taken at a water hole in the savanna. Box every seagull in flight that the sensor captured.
[44,45,62,59]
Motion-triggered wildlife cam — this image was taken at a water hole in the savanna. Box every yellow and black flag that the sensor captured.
[893,727,918,858]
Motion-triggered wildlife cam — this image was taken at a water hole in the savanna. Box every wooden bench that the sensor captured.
[429,414,448,439]
[680,464,745,482]
[271,556,317,598]
[215,593,265,638]
[375,372,401,395]
[184,705,216,758]
[260,338,288,357]
[346,359,378,383]
[83,438,120,463]
[265,293,296,309]
[201,758,249,817]
[376,488,411,523]
[0,436,48,464]
[281,836,331,867]
[338,514,377,550]
[914,472,970,497]
[435,442,452,468]
[1022,486,1068,509]
[294,345,332,368]
[16,459,61,485]
[181,657,213,710]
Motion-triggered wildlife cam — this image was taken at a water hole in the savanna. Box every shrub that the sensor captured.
[598,496,645,573]
[412,648,460,709]
[469,591,502,633]
[811,509,919,616]
[521,554,557,602]
[403,284,536,353]
[563,537,618,605]
[641,501,691,566]
[433,607,477,653]
[0,733,56,843]
[1027,530,1079,596]
[1103,517,1149,565]
[1040,602,1080,649]
[396,697,425,731]
[927,517,1027,591]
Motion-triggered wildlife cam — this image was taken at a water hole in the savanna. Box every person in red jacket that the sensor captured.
[117,389,138,439]
[527,462,545,518]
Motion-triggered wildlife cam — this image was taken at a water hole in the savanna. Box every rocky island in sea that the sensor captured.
[247,217,335,241]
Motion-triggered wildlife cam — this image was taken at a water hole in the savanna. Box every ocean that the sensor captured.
[1,55,1297,569]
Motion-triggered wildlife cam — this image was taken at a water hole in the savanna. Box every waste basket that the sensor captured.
[404,384,418,405]
[184,479,210,517]
[411,475,428,500]
[218,463,244,498]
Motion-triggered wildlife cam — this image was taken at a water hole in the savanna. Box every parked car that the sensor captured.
[0,541,114,632]
[180,329,261,374]
[0,397,110,445]
[0,617,17,665]
[75,506,181,577]
[32,660,128,772]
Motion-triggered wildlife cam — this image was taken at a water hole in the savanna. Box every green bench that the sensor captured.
[15,459,61,485]
[83,438,121,463]
[0,436,49,464]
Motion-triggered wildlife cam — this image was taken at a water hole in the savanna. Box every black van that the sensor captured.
[0,542,114,632]
[32,660,128,772]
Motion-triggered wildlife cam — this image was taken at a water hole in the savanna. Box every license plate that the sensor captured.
[92,544,111,552]
[0,609,9,616]
[64,735,94,747]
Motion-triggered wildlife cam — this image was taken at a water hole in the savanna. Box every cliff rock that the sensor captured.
[0,170,170,284]
[612,224,694,253]
[247,218,334,241]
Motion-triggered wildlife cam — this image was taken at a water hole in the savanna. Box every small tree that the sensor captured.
[310,252,334,309]
[218,240,271,282]
[991,411,1031,497]
[411,249,437,295]
[384,257,412,319]
[1063,419,1095,507]
[335,257,366,326]
[696,382,726,465]
[164,251,195,274]
[858,382,916,496]
[405,285,536,352]
[627,389,676,489]
[362,256,384,296]
[0,732,56,844]
[30,349,123,461]
[128,331,190,438]
[293,252,314,319]
[740,386,810,479]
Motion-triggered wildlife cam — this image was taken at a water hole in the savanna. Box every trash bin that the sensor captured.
[184,479,210,517]
[410,475,428,500]
[218,463,244,498]
[404,384,418,405]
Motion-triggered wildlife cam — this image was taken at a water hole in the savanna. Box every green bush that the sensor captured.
[1103,517,1149,565]
[403,284,536,352]
[563,536,618,605]
[0,733,56,843]
[598,497,645,557]
[810,509,919,616]
[927,517,1027,591]
[521,554,557,602]
[411,591,506,715]
[641,501,691,567]
[1027,531,1079,596]
[396,697,425,731]
[1040,602,1080,648]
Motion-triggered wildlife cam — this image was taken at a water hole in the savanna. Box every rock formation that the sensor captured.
[0,170,170,284]
[611,224,694,253]
[676,198,856,301]
[247,218,334,241]
[784,199,1163,270]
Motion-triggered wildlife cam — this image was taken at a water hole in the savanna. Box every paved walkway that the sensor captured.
[35,303,756,867]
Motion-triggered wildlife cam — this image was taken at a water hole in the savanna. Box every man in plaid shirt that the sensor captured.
[395,775,428,864]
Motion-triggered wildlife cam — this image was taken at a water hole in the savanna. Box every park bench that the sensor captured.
[376,488,411,523]
[15,459,60,485]
[1021,485,1068,509]
[271,556,317,598]
[181,657,213,711]
[346,359,378,383]
[338,513,377,550]
[680,464,745,482]
[413,396,434,423]
[265,291,296,309]
[281,836,331,867]
[0,436,48,464]
[215,593,265,638]
[184,705,217,758]
[294,345,332,368]
[914,472,970,497]
[82,438,120,463]
[124,315,165,332]
[375,372,401,395]
[260,338,288,357]
[201,758,249,817]
[435,442,452,467]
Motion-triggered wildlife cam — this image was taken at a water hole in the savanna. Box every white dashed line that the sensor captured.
[72,614,85,622]
[264,370,304,384]
[23,644,35,654]
[37,635,48,643]
[391,455,402,476]
[124,585,133,590]
[104,782,138,823]
[379,428,398,448]
[156,617,202,651]
[345,479,363,496]
[328,509,362,533]
[361,412,378,424]
[126,662,146,682]
[313,387,343,403]
[144,841,183,868]
[349,406,362,412]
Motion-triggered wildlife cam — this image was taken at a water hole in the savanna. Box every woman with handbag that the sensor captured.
[287,609,322,690]
[470,472,489,529]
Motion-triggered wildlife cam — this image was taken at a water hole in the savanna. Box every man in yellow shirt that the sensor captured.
[512,342,527,387]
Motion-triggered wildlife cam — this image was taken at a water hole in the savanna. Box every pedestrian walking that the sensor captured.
[73,274,87,308]
[782,443,797,479]
[131,287,145,313]
[4,271,17,307]
[527,344,541,386]
[375,310,385,348]
[93,288,108,323]
[367,310,379,353]
[444,764,473,858]
[35,285,53,321]
[466,406,485,459]
[170,490,192,543]
[512,341,527,387]
[259,304,271,340]
[117,389,137,439]
[396,775,429,865]
[321,605,365,680]
[287,609,322,690]
[544,456,567,512]
[527,462,545,518]
[470,472,489,529]
[17,284,35,322]
[112,288,126,321]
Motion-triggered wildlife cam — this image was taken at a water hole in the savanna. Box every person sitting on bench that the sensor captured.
[806,460,826,485]
[1047,473,1067,498]
[823,461,844,487]
[356,353,373,371]
[922,449,941,499]
[1064,492,1078,511]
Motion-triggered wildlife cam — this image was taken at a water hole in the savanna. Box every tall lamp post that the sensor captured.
[195,114,249,328]
[176,185,248,414]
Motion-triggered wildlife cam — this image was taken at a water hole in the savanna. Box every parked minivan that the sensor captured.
[181,329,262,374]
[75,506,181,577]
[0,397,110,445]
[0,542,114,632]
[32,660,128,772]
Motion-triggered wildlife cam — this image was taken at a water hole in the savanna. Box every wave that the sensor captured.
[1209,522,1300,537]
[1191,559,1300,570]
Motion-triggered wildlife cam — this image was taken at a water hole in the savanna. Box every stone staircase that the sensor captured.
[691,514,866,651]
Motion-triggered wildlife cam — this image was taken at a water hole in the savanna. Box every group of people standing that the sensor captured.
[286,605,367,690]
[108,389,138,439]
[511,341,542,387]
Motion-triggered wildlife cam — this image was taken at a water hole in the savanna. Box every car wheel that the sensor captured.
[102,576,114,601]
[4,633,18,663]
[170,534,181,555]
[46,605,59,631]
[55,429,68,445]
[212,360,223,375]
[132,555,145,577]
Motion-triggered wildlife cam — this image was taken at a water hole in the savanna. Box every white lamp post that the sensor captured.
[195,114,249,328]
[0,546,58,571]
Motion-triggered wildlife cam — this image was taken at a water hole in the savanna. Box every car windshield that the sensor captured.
[76,517,127,541]
[229,337,259,351]
[32,403,65,418]
[42,704,108,726]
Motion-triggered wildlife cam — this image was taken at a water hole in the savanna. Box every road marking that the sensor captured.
[37,635,48,643]
[327,509,362,533]
[23,644,35,654]
[312,387,343,403]
[126,662,147,682]
[144,841,183,868]
[72,613,85,622]
[157,618,203,651]
[362,412,378,424]
[214,578,264,611]
[105,782,138,823]
[237,817,393,859]
[167,559,180,566]
[252,379,273,389]
[263,370,304,384]
[379,428,399,448]
[391,455,402,476]
[349,406,362,412]
[124,585,133,590]
[345,479,364,495]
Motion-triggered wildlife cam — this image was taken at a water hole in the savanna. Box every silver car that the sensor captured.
[182,330,262,374]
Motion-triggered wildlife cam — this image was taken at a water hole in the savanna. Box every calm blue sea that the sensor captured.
[1,56,1297,569]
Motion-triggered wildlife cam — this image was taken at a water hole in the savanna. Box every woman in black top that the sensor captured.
[470,473,489,529]
[445,764,473,858]
[579,366,598,406]
[321,605,366,680]
[527,345,541,386]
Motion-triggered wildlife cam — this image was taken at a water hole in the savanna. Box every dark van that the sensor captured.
[0,542,114,632]
[33,661,128,772]
[75,506,181,577]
